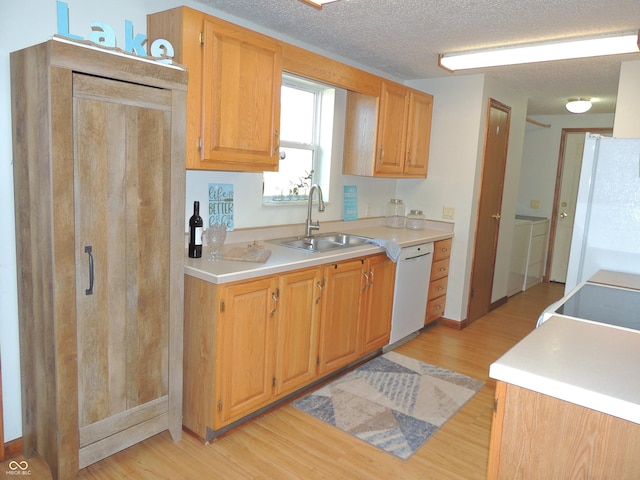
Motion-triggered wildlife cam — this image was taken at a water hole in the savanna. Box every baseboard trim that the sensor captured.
[490,296,508,311]
[438,317,467,330]
[3,437,22,460]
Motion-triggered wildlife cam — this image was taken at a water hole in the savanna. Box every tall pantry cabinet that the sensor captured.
[11,39,187,479]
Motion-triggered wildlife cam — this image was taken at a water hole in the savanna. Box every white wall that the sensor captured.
[613,60,640,138]
[405,75,484,322]
[517,113,615,220]
[405,75,529,315]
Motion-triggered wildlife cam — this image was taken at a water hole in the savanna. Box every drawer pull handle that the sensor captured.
[270,289,279,316]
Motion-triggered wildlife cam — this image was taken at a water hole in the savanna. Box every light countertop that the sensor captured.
[185,218,453,285]
[490,314,640,425]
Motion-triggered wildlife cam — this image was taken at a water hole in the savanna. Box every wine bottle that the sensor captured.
[188,201,203,258]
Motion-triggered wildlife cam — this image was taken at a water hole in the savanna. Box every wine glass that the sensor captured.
[206,224,227,261]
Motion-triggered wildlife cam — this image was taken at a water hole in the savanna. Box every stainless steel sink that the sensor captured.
[273,232,370,252]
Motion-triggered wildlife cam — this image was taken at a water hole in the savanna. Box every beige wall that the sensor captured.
[613,60,640,138]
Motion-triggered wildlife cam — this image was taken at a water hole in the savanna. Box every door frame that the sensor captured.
[544,127,612,283]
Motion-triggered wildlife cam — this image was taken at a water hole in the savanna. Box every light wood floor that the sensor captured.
[8,282,564,480]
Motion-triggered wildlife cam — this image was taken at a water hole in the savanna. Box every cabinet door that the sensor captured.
[375,82,408,175]
[201,17,282,172]
[360,254,396,353]
[74,73,173,457]
[404,90,433,177]
[274,268,322,397]
[317,259,365,374]
[215,277,277,427]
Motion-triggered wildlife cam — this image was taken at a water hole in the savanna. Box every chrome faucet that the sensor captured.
[305,184,325,237]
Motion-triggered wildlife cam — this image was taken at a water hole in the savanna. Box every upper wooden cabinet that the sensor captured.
[343,82,433,178]
[149,7,434,175]
[148,7,282,172]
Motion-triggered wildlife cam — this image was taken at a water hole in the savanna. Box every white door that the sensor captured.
[549,129,612,282]
[549,132,585,282]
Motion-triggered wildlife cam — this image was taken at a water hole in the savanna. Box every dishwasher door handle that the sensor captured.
[403,252,432,261]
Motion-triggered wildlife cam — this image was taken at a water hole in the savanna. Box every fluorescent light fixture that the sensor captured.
[298,0,342,9]
[566,98,593,114]
[439,31,640,71]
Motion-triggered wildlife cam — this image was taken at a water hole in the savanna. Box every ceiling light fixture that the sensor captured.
[438,31,640,72]
[298,0,342,9]
[566,98,593,114]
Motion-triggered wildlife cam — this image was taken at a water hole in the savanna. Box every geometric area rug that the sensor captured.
[292,351,484,460]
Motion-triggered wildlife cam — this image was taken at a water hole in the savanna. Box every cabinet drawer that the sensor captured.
[428,276,448,301]
[426,295,446,323]
[433,238,452,262]
[431,258,450,281]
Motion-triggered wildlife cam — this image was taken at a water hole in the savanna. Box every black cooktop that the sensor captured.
[554,283,640,332]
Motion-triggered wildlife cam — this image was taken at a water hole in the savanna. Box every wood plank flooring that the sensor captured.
[7,282,564,479]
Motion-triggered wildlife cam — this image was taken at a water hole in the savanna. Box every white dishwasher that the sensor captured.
[388,242,434,345]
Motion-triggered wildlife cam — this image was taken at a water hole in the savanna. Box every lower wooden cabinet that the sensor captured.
[360,254,397,352]
[317,254,396,375]
[488,381,640,479]
[426,238,452,324]
[213,269,324,429]
[317,258,366,374]
[215,277,277,427]
[183,253,395,439]
[274,268,323,397]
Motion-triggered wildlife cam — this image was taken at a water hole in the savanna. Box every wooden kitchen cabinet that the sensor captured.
[426,238,452,324]
[148,6,282,172]
[274,268,323,397]
[184,266,323,435]
[488,381,640,479]
[317,259,366,374]
[318,254,396,374]
[215,277,278,427]
[360,254,397,352]
[343,82,433,178]
[11,40,186,479]
[184,254,393,438]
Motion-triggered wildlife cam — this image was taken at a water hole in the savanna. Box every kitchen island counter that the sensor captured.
[490,314,640,424]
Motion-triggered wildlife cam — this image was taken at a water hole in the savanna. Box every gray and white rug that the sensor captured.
[292,351,484,460]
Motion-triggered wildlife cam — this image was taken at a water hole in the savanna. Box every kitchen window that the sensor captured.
[263,74,334,204]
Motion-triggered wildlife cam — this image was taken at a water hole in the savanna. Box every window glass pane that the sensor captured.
[263,147,314,199]
[280,85,315,144]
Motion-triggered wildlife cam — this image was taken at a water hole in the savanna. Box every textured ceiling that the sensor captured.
[193,0,640,115]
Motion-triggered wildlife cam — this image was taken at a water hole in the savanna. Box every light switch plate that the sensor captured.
[443,206,455,219]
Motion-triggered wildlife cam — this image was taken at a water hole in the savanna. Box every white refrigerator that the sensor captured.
[565,135,640,293]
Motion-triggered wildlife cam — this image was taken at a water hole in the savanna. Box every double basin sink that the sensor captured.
[272,232,371,253]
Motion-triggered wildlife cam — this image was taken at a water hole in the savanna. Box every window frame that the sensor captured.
[263,74,333,204]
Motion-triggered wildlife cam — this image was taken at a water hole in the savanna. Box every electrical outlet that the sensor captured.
[443,206,455,219]
[530,199,540,209]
